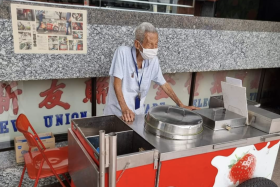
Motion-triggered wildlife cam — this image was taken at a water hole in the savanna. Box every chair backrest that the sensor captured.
[16,114,32,132]
[16,114,46,150]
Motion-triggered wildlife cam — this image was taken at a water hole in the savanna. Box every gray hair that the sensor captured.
[135,22,158,43]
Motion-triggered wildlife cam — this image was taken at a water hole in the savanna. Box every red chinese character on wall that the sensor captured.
[185,73,204,96]
[83,79,92,103]
[235,71,247,84]
[0,82,22,115]
[210,72,227,95]
[153,75,176,100]
[250,72,261,89]
[39,80,70,110]
[96,77,109,104]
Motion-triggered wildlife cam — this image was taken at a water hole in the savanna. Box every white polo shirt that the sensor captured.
[104,46,166,116]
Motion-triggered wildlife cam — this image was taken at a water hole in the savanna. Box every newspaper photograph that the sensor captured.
[11,4,87,54]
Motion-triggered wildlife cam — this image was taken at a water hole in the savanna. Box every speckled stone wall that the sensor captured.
[0,0,280,81]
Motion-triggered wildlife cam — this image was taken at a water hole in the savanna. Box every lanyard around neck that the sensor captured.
[131,47,145,91]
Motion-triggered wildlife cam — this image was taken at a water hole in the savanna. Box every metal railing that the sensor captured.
[8,0,195,16]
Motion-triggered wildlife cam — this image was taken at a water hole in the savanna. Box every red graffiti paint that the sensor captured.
[254,140,280,151]
[153,75,176,100]
[210,72,227,95]
[83,79,92,103]
[235,71,247,83]
[39,80,70,110]
[250,72,261,89]
[96,77,109,104]
[0,82,22,115]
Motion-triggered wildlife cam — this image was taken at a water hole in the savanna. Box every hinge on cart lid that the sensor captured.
[153,150,159,169]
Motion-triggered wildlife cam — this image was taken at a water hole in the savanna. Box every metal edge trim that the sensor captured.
[116,150,155,171]
[68,128,99,173]
[118,0,194,8]
[144,119,204,136]
[9,0,194,16]
[145,114,203,129]
[155,161,161,187]
[159,136,263,161]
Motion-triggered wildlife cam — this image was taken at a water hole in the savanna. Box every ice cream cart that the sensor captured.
[68,97,280,187]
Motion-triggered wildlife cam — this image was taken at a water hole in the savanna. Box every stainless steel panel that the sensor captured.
[144,122,203,140]
[71,114,277,164]
[145,105,203,139]
[195,108,246,130]
[68,129,99,187]
[261,134,280,142]
[86,131,154,156]
[116,150,157,171]
[72,115,135,161]
[209,96,224,108]
[160,136,262,160]
[248,105,280,133]
[126,115,269,161]
[84,130,158,171]
[72,115,132,137]
[213,139,247,149]
[209,96,260,108]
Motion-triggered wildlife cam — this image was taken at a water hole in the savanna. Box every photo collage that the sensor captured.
[12,4,87,54]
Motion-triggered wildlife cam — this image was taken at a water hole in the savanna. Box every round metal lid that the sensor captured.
[145,105,203,140]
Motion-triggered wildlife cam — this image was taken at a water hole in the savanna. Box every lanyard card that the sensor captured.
[131,47,145,111]
[135,95,141,110]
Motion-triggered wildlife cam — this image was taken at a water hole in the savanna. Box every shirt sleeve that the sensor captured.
[109,47,124,80]
[152,60,166,86]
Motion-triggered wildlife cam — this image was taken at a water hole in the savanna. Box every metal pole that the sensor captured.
[99,130,105,187]
[188,72,197,106]
[109,132,117,187]
[256,69,266,103]
[92,78,96,116]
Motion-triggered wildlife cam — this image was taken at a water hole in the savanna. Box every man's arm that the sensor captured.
[160,83,200,110]
[114,77,135,122]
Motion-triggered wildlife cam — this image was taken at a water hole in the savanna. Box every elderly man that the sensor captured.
[104,22,199,122]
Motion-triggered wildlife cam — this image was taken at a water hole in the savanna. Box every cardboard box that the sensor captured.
[14,132,55,163]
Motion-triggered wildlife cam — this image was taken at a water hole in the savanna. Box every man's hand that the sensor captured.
[160,83,200,111]
[114,77,135,122]
[121,108,135,122]
[180,105,200,111]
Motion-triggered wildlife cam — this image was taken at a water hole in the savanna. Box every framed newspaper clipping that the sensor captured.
[11,4,87,54]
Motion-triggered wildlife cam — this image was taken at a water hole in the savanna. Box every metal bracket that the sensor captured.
[153,150,159,169]
[225,124,231,131]
[261,133,280,142]
[116,162,130,183]
[249,115,256,125]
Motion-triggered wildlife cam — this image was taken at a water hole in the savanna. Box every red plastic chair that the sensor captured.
[16,114,70,187]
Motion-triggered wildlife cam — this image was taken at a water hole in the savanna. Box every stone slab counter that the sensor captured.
[0,0,280,81]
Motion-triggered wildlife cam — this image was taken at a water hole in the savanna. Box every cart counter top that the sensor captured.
[127,115,277,161]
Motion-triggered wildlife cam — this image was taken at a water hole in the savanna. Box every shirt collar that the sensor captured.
[132,46,150,68]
